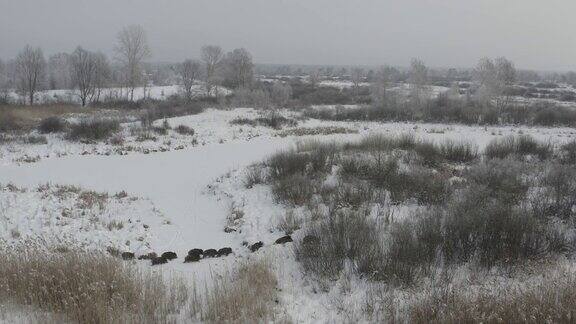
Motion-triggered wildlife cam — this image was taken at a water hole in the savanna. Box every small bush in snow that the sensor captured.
[484,135,552,160]
[22,135,47,145]
[38,116,66,133]
[560,140,576,164]
[272,174,316,206]
[440,140,479,163]
[295,209,384,281]
[66,119,120,141]
[243,165,266,188]
[230,113,297,130]
[175,124,195,136]
[200,260,279,322]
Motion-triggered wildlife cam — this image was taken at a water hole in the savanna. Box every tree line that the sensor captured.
[0,25,255,106]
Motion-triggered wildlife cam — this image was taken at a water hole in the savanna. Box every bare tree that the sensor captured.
[408,58,428,103]
[377,65,401,85]
[495,57,516,86]
[93,52,111,103]
[69,47,98,107]
[308,69,322,88]
[47,53,71,90]
[0,58,8,103]
[222,48,254,89]
[115,25,150,101]
[177,59,201,102]
[495,57,516,109]
[409,58,428,88]
[271,82,292,107]
[350,67,364,94]
[201,45,224,96]
[15,45,46,105]
[473,57,516,108]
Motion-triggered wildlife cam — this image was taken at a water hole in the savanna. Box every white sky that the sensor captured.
[1,0,575,70]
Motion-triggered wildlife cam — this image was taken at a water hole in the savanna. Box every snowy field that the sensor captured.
[3,107,575,166]
[2,106,576,322]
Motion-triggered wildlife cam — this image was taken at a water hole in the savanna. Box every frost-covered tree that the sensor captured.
[408,58,429,103]
[473,57,516,108]
[15,45,46,105]
[92,52,111,103]
[115,25,150,101]
[177,59,201,102]
[308,69,322,88]
[222,48,254,89]
[0,58,8,103]
[201,45,224,95]
[69,47,98,106]
[351,67,364,94]
[271,82,292,107]
[47,53,71,90]
[409,58,428,88]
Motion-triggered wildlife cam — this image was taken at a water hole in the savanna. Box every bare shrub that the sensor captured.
[0,108,19,132]
[267,151,314,180]
[272,174,316,206]
[226,202,245,228]
[175,124,195,135]
[377,210,442,285]
[533,164,576,220]
[230,112,297,130]
[439,140,478,163]
[22,135,48,144]
[409,264,576,324]
[67,119,120,141]
[109,134,125,146]
[276,209,302,234]
[330,181,378,209]
[464,159,530,204]
[0,246,189,324]
[295,209,384,281]
[414,141,443,167]
[201,260,278,323]
[560,140,576,164]
[38,116,67,133]
[441,186,547,267]
[485,135,552,160]
[244,164,266,188]
[278,126,357,137]
[345,133,416,152]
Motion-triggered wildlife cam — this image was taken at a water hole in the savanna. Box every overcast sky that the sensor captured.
[1,0,575,71]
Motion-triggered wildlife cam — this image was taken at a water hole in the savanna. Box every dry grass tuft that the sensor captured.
[0,104,83,132]
[0,245,189,324]
[409,262,576,324]
[201,260,279,323]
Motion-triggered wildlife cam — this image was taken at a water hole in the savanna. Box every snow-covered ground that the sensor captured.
[6,84,230,105]
[3,107,576,166]
[0,183,168,252]
[2,107,576,322]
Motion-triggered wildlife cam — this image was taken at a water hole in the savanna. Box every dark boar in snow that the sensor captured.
[184,253,201,263]
[138,252,157,260]
[203,249,219,258]
[161,251,178,260]
[250,241,264,252]
[275,235,293,245]
[188,249,204,256]
[151,256,168,266]
[121,252,135,260]
[217,247,233,256]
